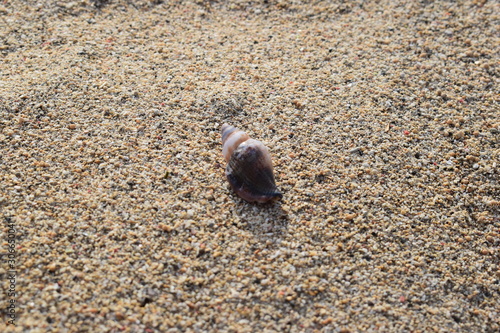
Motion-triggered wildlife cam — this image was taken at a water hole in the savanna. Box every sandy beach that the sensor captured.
[1,0,499,332]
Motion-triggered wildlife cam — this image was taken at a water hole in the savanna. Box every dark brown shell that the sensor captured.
[225,138,282,203]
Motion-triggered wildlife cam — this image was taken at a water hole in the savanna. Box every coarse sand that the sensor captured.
[0,0,499,332]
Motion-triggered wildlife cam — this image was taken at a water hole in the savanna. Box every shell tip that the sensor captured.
[268,192,283,202]
[255,191,282,203]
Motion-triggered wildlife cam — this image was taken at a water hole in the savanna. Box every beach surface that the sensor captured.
[1,1,499,332]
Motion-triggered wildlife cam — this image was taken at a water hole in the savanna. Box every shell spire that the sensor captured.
[221,124,282,203]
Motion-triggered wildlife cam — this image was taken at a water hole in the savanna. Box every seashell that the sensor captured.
[221,124,282,203]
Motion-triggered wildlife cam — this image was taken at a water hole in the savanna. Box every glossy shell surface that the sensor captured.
[221,124,282,203]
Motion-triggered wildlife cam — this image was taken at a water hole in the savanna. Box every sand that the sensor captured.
[0,0,499,332]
